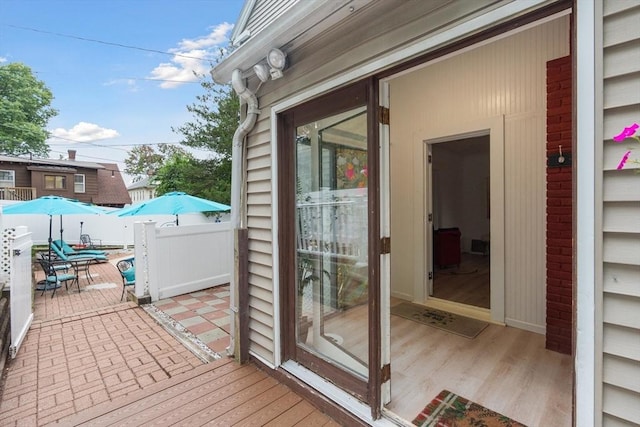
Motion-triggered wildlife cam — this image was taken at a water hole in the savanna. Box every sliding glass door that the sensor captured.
[280,80,379,402]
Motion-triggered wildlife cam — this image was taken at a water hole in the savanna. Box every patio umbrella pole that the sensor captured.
[48,215,53,260]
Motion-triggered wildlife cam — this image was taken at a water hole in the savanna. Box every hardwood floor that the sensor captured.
[433,253,490,308]
[385,304,573,426]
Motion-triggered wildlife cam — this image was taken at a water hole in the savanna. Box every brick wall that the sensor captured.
[546,55,573,355]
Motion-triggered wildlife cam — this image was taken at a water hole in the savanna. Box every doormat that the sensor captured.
[391,302,488,339]
[413,389,526,427]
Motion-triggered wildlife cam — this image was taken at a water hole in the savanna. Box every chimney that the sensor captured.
[68,149,76,160]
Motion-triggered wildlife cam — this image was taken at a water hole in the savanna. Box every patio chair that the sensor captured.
[38,252,71,273]
[53,239,107,257]
[80,234,102,249]
[37,258,78,297]
[51,243,107,262]
[116,259,135,301]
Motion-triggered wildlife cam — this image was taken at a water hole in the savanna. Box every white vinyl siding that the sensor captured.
[244,0,296,42]
[245,119,276,363]
[601,0,640,425]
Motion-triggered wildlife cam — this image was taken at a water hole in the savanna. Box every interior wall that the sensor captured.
[388,16,570,331]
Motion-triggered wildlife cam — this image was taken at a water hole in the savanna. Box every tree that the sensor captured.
[163,74,238,202]
[0,63,58,156]
[172,77,239,162]
[155,156,231,205]
[124,143,188,182]
[125,73,238,202]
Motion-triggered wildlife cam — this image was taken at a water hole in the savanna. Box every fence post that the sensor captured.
[134,221,159,302]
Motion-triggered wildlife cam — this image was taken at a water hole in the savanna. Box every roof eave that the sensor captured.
[212,0,367,84]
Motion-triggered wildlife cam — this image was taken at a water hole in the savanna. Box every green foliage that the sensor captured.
[155,156,231,205]
[162,73,238,203]
[0,62,58,156]
[124,72,237,203]
[124,144,189,182]
[172,76,239,162]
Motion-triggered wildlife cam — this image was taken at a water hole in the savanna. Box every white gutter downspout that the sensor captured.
[227,68,260,358]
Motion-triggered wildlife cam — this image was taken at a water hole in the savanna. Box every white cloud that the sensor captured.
[49,122,120,142]
[0,56,7,63]
[148,22,233,89]
[104,78,139,92]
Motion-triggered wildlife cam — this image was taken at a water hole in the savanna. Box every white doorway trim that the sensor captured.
[421,116,505,324]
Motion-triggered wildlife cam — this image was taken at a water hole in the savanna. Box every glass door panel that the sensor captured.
[295,107,369,379]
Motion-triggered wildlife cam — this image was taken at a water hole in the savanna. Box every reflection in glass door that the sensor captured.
[295,107,369,379]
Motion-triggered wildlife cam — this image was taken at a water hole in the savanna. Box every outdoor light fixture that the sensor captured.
[253,63,270,83]
[267,48,287,79]
[251,48,288,82]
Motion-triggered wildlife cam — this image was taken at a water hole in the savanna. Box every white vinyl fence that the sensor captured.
[133,221,232,301]
[3,226,33,358]
[0,201,228,248]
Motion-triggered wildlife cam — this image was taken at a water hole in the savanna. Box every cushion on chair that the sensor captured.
[122,268,135,284]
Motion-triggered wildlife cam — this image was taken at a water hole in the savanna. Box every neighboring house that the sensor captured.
[213,1,639,426]
[127,175,158,203]
[0,150,131,207]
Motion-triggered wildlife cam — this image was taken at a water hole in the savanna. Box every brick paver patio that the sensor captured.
[0,251,340,426]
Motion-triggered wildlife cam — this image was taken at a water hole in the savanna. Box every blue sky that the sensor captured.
[0,0,245,183]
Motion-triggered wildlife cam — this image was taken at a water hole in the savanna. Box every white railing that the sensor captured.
[0,187,36,201]
[297,190,368,261]
[133,221,232,301]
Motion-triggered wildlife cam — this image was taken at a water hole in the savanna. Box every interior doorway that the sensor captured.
[430,136,490,309]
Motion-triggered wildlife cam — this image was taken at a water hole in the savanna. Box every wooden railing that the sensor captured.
[0,187,36,201]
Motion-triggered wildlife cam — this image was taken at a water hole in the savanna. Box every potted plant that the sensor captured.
[296,251,331,342]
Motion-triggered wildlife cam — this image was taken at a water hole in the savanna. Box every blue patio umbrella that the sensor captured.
[113,191,230,226]
[2,195,105,259]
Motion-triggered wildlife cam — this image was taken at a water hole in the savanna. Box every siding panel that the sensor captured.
[603,263,640,298]
[603,202,640,233]
[603,233,640,266]
[603,354,640,394]
[600,2,640,411]
[602,383,640,425]
[603,323,640,361]
[603,293,640,329]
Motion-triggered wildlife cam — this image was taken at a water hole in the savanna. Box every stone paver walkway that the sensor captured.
[152,286,231,355]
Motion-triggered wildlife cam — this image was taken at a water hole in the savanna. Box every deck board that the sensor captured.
[264,400,318,426]
[56,358,336,426]
[239,390,305,426]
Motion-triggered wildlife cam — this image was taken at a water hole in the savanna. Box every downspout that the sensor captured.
[227,68,260,358]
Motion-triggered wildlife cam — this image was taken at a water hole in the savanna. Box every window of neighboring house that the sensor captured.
[0,170,15,188]
[74,174,85,193]
[44,175,66,190]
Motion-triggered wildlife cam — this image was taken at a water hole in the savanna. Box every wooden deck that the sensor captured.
[56,357,340,426]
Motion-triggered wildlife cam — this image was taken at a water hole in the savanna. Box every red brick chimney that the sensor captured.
[68,149,76,160]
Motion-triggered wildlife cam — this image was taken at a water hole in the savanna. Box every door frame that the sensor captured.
[277,78,383,413]
[420,117,505,324]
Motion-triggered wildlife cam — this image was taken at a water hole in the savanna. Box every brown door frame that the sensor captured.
[277,78,382,412]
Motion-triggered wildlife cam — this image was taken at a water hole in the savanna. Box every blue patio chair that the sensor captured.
[51,243,107,262]
[38,252,71,273]
[116,259,135,301]
[37,258,78,297]
[53,239,107,257]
